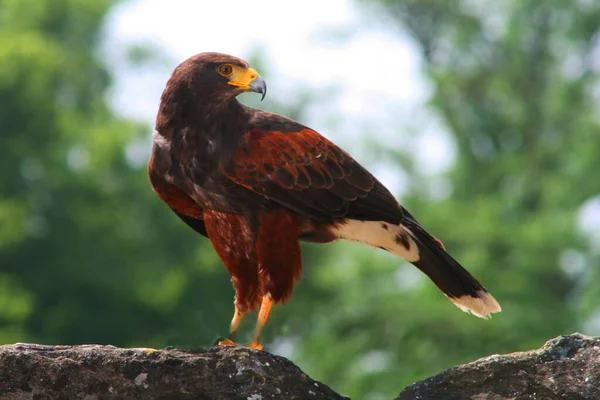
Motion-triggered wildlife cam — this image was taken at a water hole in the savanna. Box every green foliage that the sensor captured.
[282,1,600,398]
[0,0,234,348]
[1,1,599,399]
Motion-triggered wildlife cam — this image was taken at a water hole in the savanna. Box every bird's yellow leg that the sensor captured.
[248,295,273,351]
[218,309,245,346]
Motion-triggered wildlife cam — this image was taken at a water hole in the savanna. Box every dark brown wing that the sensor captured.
[223,127,403,224]
[171,209,208,237]
[149,158,208,237]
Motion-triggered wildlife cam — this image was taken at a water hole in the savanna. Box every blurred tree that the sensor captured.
[279,1,600,398]
[0,0,240,348]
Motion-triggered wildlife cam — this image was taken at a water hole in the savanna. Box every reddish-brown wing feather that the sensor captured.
[224,128,404,224]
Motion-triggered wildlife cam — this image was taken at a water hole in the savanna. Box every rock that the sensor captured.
[397,333,600,400]
[2,334,599,399]
[0,343,347,400]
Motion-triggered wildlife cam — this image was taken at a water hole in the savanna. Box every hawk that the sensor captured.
[148,53,500,350]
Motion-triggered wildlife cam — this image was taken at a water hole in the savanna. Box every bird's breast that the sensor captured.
[153,120,264,214]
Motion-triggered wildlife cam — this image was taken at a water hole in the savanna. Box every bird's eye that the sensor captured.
[217,64,233,76]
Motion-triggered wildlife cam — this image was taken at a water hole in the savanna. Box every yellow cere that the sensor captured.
[226,67,260,90]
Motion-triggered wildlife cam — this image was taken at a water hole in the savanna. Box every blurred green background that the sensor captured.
[1,0,600,399]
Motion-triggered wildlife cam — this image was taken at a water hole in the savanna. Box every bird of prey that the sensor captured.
[148,52,501,350]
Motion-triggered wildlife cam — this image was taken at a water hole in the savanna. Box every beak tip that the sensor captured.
[249,76,267,101]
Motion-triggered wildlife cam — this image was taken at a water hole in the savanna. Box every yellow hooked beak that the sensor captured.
[227,67,267,100]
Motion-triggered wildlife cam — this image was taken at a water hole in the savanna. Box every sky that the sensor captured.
[105,0,425,118]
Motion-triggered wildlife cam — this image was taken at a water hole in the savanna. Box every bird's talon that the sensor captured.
[218,339,237,347]
[247,341,264,351]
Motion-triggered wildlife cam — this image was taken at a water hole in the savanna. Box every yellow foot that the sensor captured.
[247,341,264,351]
[218,339,237,347]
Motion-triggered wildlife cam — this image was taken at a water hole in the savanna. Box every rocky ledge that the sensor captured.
[0,333,598,399]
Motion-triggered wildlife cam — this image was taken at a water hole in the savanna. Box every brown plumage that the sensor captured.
[148,52,501,350]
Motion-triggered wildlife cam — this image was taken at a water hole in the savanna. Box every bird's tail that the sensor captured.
[401,218,501,319]
[332,218,501,318]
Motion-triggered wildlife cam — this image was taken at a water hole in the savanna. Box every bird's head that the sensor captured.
[170,52,267,101]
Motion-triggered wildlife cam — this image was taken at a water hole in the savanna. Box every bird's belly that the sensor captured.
[189,184,237,213]
[189,179,267,215]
